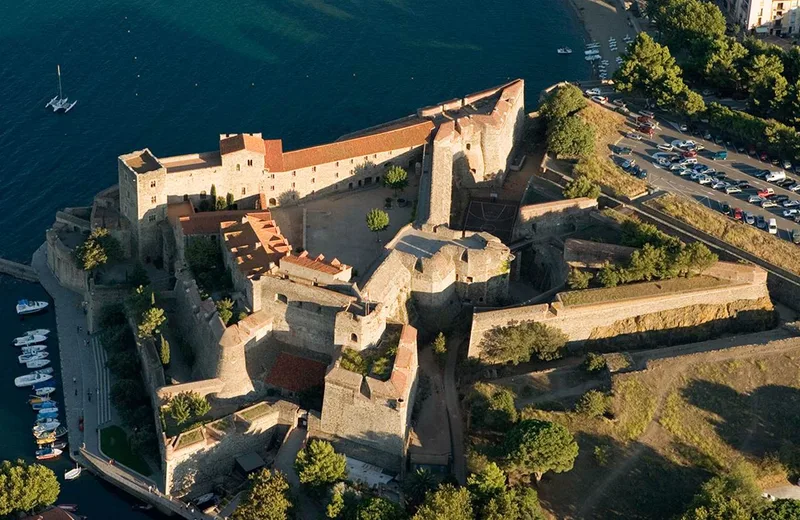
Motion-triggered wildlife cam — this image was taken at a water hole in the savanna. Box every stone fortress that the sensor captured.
[42,76,785,497]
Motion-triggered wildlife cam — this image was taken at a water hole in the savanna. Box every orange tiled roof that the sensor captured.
[222,212,292,278]
[280,120,434,171]
[179,209,252,235]
[282,251,348,276]
[220,134,265,155]
[263,139,284,171]
[265,353,327,393]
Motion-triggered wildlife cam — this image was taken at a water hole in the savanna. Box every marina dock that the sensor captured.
[0,257,39,283]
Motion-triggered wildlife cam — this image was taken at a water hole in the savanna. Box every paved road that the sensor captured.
[443,333,466,485]
[609,108,800,242]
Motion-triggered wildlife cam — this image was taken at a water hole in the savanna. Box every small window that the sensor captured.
[276,294,288,304]
[364,156,368,161]
[241,187,246,195]
[350,333,358,342]
[373,154,377,159]
[312,166,317,172]
[200,191,207,199]
[311,178,315,184]
[335,184,339,190]
[271,174,275,179]
[336,161,339,167]
[466,276,474,282]
[236,164,241,171]
[291,182,296,188]
[350,169,354,175]
[150,180,156,188]
[183,194,189,201]
[150,196,157,204]
[350,159,354,164]
[270,185,275,191]
[247,159,253,167]
[269,197,277,206]
[335,172,339,178]
[466,143,471,151]
[148,215,156,222]
[292,171,296,176]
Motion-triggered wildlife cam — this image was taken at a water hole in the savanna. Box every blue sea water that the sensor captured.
[0,0,588,514]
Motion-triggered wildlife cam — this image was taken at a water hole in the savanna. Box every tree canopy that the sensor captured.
[384,166,409,195]
[563,175,601,199]
[75,227,122,271]
[480,321,568,365]
[295,439,347,488]
[540,84,587,122]
[0,459,60,516]
[679,467,765,520]
[231,469,292,520]
[366,209,390,234]
[503,419,579,481]
[412,485,473,520]
[546,116,595,159]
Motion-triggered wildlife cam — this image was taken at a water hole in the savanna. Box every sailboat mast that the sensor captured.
[57,65,62,99]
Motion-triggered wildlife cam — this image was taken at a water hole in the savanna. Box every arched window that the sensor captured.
[350,333,358,342]
[276,294,288,304]
[268,197,277,206]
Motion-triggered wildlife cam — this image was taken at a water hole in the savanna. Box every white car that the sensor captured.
[783,200,800,208]
[592,95,608,104]
[672,139,696,149]
[658,143,674,152]
[790,184,800,192]
[585,88,602,96]
[680,158,698,165]
[626,132,643,140]
[748,195,765,204]
[712,180,728,190]
[679,123,688,132]
[725,185,742,194]
[678,168,692,176]
[670,163,684,171]
[698,175,712,185]
[690,172,702,181]
[784,209,799,218]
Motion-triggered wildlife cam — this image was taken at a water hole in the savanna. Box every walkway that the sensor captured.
[443,333,466,484]
[274,427,321,519]
[0,257,39,282]
[92,335,113,425]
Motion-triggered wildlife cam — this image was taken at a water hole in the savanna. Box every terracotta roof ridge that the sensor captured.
[282,119,434,157]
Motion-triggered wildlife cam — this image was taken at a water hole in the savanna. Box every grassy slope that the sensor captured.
[558,275,729,306]
[646,193,800,276]
[100,425,152,476]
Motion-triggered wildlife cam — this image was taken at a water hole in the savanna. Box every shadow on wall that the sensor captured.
[536,431,709,519]
[579,307,779,354]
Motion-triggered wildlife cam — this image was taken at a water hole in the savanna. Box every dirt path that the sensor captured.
[444,333,467,484]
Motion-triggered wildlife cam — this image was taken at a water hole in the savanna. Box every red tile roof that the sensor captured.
[263,139,284,171]
[281,251,348,276]
[220,134,266,155]
[222,212,292,278]
[265,353,327,393]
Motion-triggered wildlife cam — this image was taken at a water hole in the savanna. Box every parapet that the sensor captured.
[119,148,163,175]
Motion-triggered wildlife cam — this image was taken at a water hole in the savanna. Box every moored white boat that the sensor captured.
[21,345,48,355]
[32,400,57,410]
[557,47,573,54]
[16,300,48,316]
[35,447,62,460]
[32,367,54,375]
[19,352,48,363]
[585,48,600,55]
[33,386,56,396]
[13,334,48,346]
[65,464,82,481]
[15,372,53,387]
[26,359,51,369]
[25,329,50,337]
[37,410,59,420]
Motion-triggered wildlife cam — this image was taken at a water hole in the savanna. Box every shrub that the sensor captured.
[567,269,593,289]
[340,348,367,375]
[75,227,122,271]
[594,445,610,467]
[159,335,170,366]
[563,176,601,199]
[575,390,610,418]
[480,320,568,364]
[138,307,166,339]
[216,298,234,325]
[584,352,607,374]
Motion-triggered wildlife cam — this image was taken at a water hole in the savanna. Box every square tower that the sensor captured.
[118,149,167,261]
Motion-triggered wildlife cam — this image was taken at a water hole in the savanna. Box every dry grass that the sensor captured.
[239,402,272,422]
[575,104,648,199]
[558,275,729,306]
[611,375,659,441]
[175,427,204,449]
[646,193,800,276]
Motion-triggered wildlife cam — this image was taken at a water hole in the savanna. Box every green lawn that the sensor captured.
[100,426,152,476]
[558,275,730,306]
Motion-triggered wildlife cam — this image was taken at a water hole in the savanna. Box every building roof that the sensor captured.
[281,251,348,276]
[235,452,267,474]
[280,120,435,170]
[222,212,292,278]
[220,133,266,155]
[122,149,162,174]
[179,209,252,235]
[265,353,328,393]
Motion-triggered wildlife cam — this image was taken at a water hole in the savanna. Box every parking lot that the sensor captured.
[611,113,800,242]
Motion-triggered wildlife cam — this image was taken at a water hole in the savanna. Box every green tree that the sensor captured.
[661,0,725,46]
[216,298,234,325]
[546,116,595,159]
[575,390,610,418]
[480,321,568,365]
[188,392,211,418]
[366,209,390,240]
[107,349,140,375]
[138,306,166,339]
[210,184,217,202]
[295,439,347,488]
[432,332,447,366]
[129,262,150,287]
[563,175,601,199]
[216,196,228,211]
[159,334,170,366]
[231,469,292,520]
[469,383,518,430]
[567,268,593,289]
[677,241,718,275]
[110,378,147,413]
[384,166,409,195]
[757,499,800,520]
[680,466,765,520]
[127,285,153,317]
[403,469,437,509]
[467,462,506,500]
[694,37,749,94]
[169,394,191,425]
[351,497,406,520]
[226,192,235,209]
[327,490,345,519]
[504,419,579,481]
[412,484,473,520]
[540,84,587,122]
[583,352,607,374]
[75,227,122,271]
[0,459,60,516]
[481,486,546,520]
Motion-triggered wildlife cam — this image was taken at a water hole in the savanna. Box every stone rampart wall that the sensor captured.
[86,281,130,334]
[468,274,770,357]
[512,198,599,241]
[45,229,88,294]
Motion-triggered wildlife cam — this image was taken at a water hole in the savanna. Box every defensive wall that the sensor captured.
[162,400,299,495]
[468,262,772,357]
[512,197,599,241]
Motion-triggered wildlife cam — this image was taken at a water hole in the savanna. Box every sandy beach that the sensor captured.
[564,0,642,77]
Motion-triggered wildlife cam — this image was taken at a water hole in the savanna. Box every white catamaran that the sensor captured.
[45,65,77,113]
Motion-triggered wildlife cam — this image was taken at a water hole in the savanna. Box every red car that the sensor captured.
[757,188,775,198]
[760,151,769,161]
[638,125,655,136]
[733,208,743,220]
[682,150,697,158]
[636,115,653,124]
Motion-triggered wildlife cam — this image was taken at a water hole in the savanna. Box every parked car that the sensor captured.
[771,157,780,165]
[783,160,793,170]
[714,136,724,144]
[757,215,767,228]
[639,125,655,136]
[762,199,778,208]
[725,185,742,194]
[657,143,674,152]
[704,131,713,140]
[681,157,698,165]
[626,132,643,140]
[748,195,765,204]
[670,163,685,171]
[778,178,796,188]
[678,168,692,176]
[734,207,744,220]
[791,183,800,192]
[613,99,627,107]
[712,150,728,160]
[640,110,655,118]
[736,144,747,153]
[585,88,602,96]
[721,203,731,215]
[784,209,799,218]
[745,212,755,224]
[748,146,757,156]
[769,218,778,234]
[698,175,712,185]
[616,146,633,156]
[592,95,608,104]
[774,195,790,203]
[637,115,654,124]
[760,151,769,161]
[766,171,787,182]
[679,123,688,131]
[758,188,775,197]
[682,150,698,158]
[792,228,800,244]
[690,172,703,181]
[754,169,769,179]
[621,159,636,170]
[712,180,728,190]
[693,164,708,172]
[784,200,800,208]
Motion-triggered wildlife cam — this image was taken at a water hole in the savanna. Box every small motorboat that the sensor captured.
[52,440,67,450]
[25,329,50,337]
[33,386,56,396]
[33,367,54,375]
[54,425,68,438]
[32,400,57,410]
[26,359,51,369]
[21,345,48,355]
[19,352,49,363]
[57,504,78,512]
[15,372,53,387]
[13,334,48,346]
[557,47,573,54]
[16,300,49,316]
[33,423,60,434]
[65,464,82,481]
[585,48,600,55]
[35,434,56,445]
[37,410,59,420]
[35,447,62,460]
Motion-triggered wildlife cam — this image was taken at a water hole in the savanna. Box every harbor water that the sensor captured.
[0,0,588,514]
